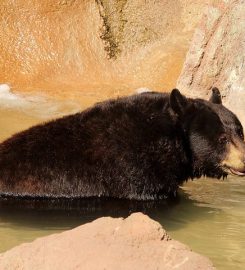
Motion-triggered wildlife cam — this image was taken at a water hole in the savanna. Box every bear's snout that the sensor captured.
[221,138,245,176]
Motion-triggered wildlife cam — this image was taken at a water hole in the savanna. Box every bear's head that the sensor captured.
[170,88,245,179]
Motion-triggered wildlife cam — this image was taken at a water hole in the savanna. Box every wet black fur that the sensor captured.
[0,90,243,200]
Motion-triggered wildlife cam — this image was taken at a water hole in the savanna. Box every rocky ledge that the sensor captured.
[0,213,215,270]
[177,0,245,126]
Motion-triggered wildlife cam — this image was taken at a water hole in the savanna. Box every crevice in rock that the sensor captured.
[95,0,127,59]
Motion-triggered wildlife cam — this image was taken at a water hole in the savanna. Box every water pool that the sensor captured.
[0,176,244,270]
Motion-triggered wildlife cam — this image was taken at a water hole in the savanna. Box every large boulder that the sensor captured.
[0,213,215,270]
[177,0,245,126]
[1,0,216,96]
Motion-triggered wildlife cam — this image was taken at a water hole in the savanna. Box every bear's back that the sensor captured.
[0,92,188,199]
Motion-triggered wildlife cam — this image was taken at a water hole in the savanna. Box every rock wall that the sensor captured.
[0,0,217,98]
[0,213,215,270]
[177,0,245,126]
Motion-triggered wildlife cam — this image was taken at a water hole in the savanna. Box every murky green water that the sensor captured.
[0,177,244,270]
[169,177,245,270]
[0,95,244,270]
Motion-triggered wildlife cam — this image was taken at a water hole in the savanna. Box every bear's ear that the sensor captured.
[170,89,188,116]
[209,87,222,104]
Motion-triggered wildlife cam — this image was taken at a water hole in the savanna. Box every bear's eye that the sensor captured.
[238,130,244,140]
[219,134,229,144]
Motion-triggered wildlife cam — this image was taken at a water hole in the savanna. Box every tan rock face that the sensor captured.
[1,0,216,98]
[177,0,245,126]
[0,213,215,270]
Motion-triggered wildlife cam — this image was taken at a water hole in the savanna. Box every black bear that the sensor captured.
[0,88,245,200]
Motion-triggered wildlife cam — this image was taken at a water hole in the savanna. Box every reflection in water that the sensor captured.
[0,102,245,270]
[0,191,213,251]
